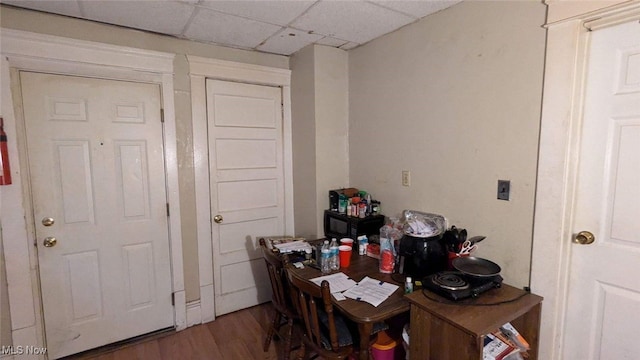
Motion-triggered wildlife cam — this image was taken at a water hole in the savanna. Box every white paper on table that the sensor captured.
[332,292,347,301]
[310,272,357,293]
[273,240,313,253]
[342,276,399,307]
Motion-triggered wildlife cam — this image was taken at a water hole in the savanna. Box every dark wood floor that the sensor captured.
[64,302,297,360]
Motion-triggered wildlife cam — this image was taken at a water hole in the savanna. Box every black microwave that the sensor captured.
[323,210,385,240]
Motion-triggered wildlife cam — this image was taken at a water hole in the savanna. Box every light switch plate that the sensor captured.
[497,180,510,200]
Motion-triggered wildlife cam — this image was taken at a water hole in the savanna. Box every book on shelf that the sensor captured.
[483,322,530,360]
[483,333,520,360]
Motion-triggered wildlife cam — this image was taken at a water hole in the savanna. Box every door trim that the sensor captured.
[531,3,640,360]
[0,29,186,351]
[188,56,294,322]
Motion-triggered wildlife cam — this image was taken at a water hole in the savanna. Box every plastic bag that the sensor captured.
[380,218,403,242]
[400,210,447,237]
[379,236,395,274]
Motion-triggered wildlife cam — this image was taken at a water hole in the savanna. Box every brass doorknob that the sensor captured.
[213,215,223,224]
[42,217,55,226]
[574,231,595,245]
[43,237,57,247]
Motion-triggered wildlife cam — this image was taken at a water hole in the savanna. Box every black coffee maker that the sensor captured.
[397,234,447,279]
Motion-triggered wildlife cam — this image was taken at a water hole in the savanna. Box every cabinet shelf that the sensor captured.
[405,284,542,360]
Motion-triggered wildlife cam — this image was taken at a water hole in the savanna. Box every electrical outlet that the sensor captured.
[402,170,411,187]
[497,180,510,200]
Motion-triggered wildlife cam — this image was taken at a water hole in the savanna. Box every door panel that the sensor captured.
[217,179,279,211]
[65,251,102,322]
[56,141,95,223]
[21,72,173,359]
[215,139,277,169]
[115,140,151,220]
[563,21,640,359]
[206,79,283,315]
[219,218,279,255]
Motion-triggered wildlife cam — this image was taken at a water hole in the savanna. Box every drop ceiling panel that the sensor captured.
[291,1,416,44]
[257,27,323,55]
[82,1,195,36]
[339,42,360,50]
[185,7,282,49]
[199,0,316,26]
[2,0,82,17]
[372,0,463,18]
[2,0,463,56]
[316,36,349,48]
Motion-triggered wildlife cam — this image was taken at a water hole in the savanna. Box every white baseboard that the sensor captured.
[200,284,215,323]
[185,300,202,328]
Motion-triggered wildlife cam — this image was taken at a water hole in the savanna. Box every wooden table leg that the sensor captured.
[358,322,373,360]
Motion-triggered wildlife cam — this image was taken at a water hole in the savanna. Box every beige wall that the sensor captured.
[313,46,349,236]
[348,0,547,287]
[0,5,288,303]
[291,46,318,238]
[291,45,349,238]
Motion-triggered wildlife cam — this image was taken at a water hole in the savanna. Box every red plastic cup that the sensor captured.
[340,238,354,248]
[339,245,352,268]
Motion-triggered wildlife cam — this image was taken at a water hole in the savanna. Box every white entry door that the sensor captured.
[206,79,283,315]
[21,72,174,359]
[563,21,640,359]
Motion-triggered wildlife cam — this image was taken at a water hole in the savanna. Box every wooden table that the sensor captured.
[287,251,410,360]
[405,284,543,359]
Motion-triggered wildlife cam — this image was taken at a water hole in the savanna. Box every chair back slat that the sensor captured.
[259,238,297,316]
[287,270,353,358]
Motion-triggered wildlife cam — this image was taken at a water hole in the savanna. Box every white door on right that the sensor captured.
[206,79,284,316]
[563,21,640,359]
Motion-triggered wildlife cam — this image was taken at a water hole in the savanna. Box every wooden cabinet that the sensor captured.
[405,284,542,360]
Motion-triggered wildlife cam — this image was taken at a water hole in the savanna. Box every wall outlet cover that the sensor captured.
[402,170,411,187]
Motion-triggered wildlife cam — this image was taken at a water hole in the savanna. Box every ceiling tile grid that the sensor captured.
[290,1,416,44]
[185,6,282,48]
[198,0,315,26]
[2,0,463,56]
[81,1,196,36]
[257,26,324,55]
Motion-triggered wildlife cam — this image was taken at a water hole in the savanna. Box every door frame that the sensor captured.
[0,29,187,351]
[531,3,640,360]
[188,56,294,322]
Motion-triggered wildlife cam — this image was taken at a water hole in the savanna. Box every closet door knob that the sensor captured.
[574,231,595,245]
[43,237,58,247]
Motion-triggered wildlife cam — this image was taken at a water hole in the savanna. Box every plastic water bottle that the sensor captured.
[405,277,413,294]
[321,240,331,274]
[329,238,340,270]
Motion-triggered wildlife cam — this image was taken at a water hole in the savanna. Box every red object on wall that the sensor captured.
[0,117,12,185]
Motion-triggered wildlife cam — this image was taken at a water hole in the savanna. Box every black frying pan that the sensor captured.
[452,256,501,278]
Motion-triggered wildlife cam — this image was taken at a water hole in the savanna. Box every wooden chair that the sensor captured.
[286,270,355,360]
[259,238,300,360]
